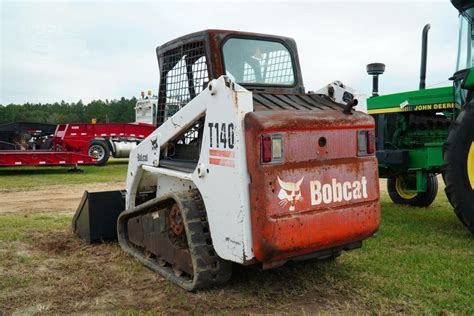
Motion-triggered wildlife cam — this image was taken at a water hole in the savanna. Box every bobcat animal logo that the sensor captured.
[150,137,158,150]
[277,176,304,211]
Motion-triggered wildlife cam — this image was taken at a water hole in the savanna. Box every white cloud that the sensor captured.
[0,0,460,104]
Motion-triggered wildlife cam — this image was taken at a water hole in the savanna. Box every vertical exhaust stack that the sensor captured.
[419,24,431,90]
[366,63,386,97]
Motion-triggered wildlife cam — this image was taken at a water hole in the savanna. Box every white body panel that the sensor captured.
[125,76,255,264]
[316,81,368,113]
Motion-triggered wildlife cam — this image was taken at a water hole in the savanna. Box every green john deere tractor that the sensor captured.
[367,0,474,233]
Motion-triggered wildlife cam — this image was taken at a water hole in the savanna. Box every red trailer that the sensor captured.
[0,150,97,167]
[0,95,157,167]
[51,121,155,165]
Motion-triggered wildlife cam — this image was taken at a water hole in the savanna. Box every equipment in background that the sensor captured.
[366,0,474,234]
[0,122,57,150]
[0,95,157,167]
[73,29,381,291]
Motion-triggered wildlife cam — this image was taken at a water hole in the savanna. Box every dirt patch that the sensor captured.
[0,182,124,215]
[0,228,363,314]
[1,229,168,314]
[34,230,81,255]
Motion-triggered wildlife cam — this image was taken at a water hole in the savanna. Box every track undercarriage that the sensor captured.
[117,190,232,291]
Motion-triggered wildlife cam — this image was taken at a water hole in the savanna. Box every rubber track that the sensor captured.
[117,189,232,291]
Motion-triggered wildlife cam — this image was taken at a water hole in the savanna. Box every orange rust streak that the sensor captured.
[209,157,235,168]
[209,149,235,158]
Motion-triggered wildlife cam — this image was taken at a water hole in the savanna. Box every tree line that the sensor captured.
[0,97,138,125]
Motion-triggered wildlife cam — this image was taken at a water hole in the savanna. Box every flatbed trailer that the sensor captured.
[0,122,155,167]
[0,95,157,167]
[0,150,96,167]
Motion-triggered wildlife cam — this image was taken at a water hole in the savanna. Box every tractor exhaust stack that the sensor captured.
[419,24,431,90]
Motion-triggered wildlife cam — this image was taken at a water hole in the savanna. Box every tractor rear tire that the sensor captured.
[88,140,110,166]
[387,173,438,207]
[443,102,474,234]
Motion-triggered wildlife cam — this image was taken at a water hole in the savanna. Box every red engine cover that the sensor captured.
[244,109,381,263]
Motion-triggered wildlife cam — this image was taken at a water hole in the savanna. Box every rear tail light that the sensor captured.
[358,130,376,156]
[261,134,283,163]
[367,130,375,154]
[262,135,272,162]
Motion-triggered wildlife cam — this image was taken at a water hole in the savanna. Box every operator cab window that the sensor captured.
[223,38,295,86]
[457,7,474,70]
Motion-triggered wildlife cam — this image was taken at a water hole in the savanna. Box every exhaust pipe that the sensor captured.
[419,24,431,90]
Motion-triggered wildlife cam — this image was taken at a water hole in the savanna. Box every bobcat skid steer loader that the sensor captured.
[72,30,381,291]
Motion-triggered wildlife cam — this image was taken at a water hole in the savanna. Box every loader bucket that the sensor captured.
[72,190,125,243]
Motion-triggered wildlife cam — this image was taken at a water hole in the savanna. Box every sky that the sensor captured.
[0,0,460,105]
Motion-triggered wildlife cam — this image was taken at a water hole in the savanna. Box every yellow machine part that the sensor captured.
[468,141,474,190]
[395,177,418,199]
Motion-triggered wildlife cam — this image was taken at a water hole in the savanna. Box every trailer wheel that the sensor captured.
[387,173,438,207]
[88,140,110,166]
[443,102,474,234]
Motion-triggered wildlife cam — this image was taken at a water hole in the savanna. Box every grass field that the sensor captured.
[0,159,128,190]
[0,164,473,314]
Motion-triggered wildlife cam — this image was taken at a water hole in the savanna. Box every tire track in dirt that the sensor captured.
[0,182,124,215]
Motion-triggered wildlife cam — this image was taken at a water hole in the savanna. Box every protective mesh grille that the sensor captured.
[158,41,208,125]
[242,50,294,84]
[176,120,202,145]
